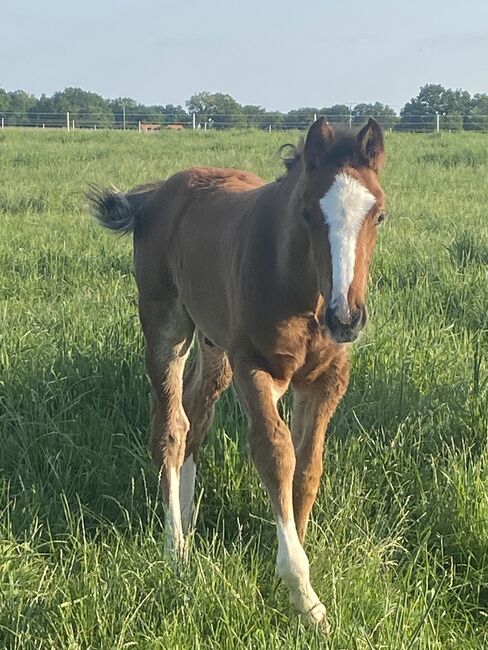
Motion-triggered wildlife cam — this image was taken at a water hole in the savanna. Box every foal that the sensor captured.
[89,118,386,630]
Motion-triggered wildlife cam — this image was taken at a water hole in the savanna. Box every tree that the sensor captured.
[464,94,488,131]
[0,81,484,132]
[241,104,266,128]
[5,90,37,125]
[29,87,114,128]
[108,97,141,128]
[463,93,488,131]
[263,111,284,130]
[29,93,61,126]
[109,99,163,127]
[399,84,444,131]
[0,86,10,114]
[186,92,243,128]
[319,104,351,125]
[352,102,398,129]
[158,104,189,126]
[399,84,470,131]
[284,108,318,130]
[241,105,285,130]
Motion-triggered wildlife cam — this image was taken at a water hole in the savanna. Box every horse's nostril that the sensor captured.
[360,304,368,327]
[350,310,361,328]
[325,306,339,331]
[325,303,368,344]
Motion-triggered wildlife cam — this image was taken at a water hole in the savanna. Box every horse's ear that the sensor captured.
[304,118,334,170]
[357,118,385,171]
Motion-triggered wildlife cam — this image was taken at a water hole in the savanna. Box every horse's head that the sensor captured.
[300,117,386,343]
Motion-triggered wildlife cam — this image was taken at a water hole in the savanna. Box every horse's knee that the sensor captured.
[249,419,296,492]
[150,400,189,470]
[294,464,322,497]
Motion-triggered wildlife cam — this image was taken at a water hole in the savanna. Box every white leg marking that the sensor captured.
[179,454,197,534]
[320,172,376,319]
[276,517,328,627]
[165,466,185,559]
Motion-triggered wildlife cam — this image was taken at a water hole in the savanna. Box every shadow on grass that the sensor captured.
[2,339,487,621]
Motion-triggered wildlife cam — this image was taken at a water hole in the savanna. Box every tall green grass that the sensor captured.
[1,129,487,649]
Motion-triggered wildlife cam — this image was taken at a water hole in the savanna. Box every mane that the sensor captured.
[277,140,304,180]
[277,126,365,180]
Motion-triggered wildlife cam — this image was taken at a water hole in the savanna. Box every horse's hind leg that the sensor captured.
[139,293,195,558]
[180,332,233,533]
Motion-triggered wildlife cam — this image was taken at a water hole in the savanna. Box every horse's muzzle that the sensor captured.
[325,303,368,343]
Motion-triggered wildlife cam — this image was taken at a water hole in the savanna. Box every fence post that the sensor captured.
[1,117,4,129]
[192,113,196,130]
[268,124,272,132]
[313,113,317,122]
[138,121,141,133]
[122,105,126,130]
[66,112,70,131]
[435,111,440,133]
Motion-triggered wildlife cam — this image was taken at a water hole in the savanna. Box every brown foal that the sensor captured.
[89,118,386,631]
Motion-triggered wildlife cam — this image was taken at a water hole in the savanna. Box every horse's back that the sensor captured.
[184,166,265,194]
[139,166,264,239]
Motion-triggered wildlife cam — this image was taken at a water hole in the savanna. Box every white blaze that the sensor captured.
[319,172,375,321]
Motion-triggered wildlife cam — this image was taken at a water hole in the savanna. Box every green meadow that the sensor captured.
[0,128,487,649]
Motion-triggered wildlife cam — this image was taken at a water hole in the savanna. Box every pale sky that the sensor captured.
[2,0,487,112]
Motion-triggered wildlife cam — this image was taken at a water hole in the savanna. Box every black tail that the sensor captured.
[87,181,160,234]
[87,185,135,234]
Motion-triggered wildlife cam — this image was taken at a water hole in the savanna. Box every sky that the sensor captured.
[2,0,488,112]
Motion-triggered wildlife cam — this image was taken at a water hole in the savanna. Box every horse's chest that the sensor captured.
[263,316,322,376]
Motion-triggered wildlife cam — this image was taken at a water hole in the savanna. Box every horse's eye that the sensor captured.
[376,212,385,226]
[303,209,313,223]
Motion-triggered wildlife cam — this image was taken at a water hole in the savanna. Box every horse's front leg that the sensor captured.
[291,352,350,544]
[232,357,329,631]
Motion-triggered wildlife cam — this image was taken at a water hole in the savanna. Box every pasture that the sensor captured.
[1,128,487,649]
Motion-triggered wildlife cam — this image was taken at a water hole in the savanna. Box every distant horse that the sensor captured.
[139,123,161,133]
[88,118,386,632]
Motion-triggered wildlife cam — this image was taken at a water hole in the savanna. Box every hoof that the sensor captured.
[164,536,189,564]
[300,602,330,634]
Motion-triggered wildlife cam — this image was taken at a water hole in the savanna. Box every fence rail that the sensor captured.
[1,111,488,132]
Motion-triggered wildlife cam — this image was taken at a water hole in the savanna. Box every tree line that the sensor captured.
[0,84,487,130]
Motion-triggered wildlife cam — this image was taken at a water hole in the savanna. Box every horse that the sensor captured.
[88,117,386,632]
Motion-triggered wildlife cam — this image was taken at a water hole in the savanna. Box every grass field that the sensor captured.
[1,128,487,649]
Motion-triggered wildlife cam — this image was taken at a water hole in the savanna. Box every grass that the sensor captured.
[1,128,487,649]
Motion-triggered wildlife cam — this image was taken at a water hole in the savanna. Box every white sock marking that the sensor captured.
[320,172,375,319]
[276,517,326,623]
[179,455,197,534]
[165,466,185,557]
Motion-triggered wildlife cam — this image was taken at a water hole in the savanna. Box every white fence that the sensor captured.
[1,111,488,132]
